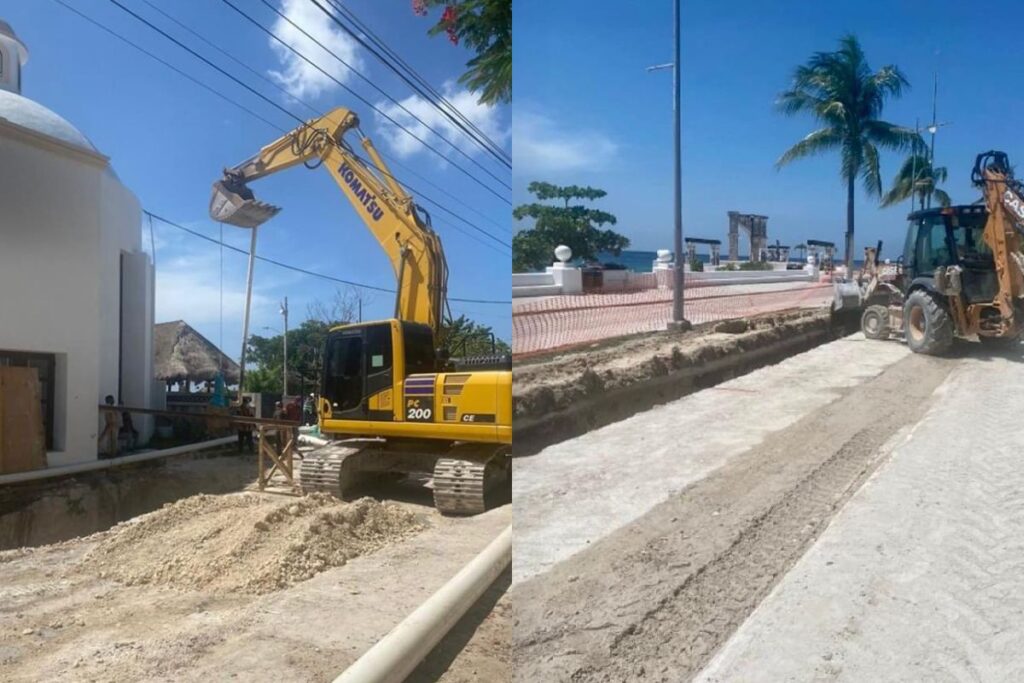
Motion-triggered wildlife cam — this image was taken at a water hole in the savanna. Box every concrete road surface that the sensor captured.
[697,350,1024,682]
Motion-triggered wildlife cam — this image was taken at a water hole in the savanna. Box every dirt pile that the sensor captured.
[514,309,838,454]
[80,493,424,594]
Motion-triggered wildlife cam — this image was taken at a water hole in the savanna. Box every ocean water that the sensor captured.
[596,250,856,272]
[597,250,755,272]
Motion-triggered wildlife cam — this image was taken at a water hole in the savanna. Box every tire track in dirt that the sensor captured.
[512,351,955,682]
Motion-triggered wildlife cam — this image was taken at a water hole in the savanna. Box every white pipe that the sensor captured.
[0,436,236,486]
[334,524,512,683]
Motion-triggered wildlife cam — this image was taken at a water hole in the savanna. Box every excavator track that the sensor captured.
[433,446,509,516]
[298,442,367,496]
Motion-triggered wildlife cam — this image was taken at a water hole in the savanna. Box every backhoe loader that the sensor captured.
[834,151,1024,355]
[210,107,510,514]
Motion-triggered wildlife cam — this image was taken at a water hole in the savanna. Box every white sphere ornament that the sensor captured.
[656,249,672,263]
[554,245,572,263]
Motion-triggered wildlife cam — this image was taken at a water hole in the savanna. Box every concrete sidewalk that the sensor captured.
[513,335,910,584]
[697,352,1024,682]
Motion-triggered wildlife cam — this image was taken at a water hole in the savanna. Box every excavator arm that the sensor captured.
[209,107,449,337]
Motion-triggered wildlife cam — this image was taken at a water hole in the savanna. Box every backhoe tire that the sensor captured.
[903,290,953,355]
[861,305,890,340]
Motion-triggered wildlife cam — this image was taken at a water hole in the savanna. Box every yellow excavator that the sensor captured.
[835,151,1024,354]
[209,107,511,514]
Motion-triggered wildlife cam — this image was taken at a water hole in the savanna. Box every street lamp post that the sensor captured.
[648,0,690,331]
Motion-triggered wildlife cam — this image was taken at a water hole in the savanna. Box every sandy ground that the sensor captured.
[513,333,912,584]
[0,484,511,682]
[514,309,837,454]
[512,335,959,681]
[697,348,1024,682]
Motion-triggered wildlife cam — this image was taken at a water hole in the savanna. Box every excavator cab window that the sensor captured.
[913,214,956,274]
[323,331,364,416]
[322,323,395,420]
[402,322,437,376]
[950,211,992,264]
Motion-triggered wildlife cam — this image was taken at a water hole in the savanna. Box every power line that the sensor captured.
[215,0,511,201]
[52,0,509,251]
[117,0,509,250]
[320,0,511,167]
[50,0,283,131]
[103,0,509,205]
[146,211,511,305]
[348,148,510,250]
[136,0,509,236]
[379,150,511,235]
[255,0,509,174]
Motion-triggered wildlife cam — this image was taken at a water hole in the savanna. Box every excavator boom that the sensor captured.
[209,107,448,335]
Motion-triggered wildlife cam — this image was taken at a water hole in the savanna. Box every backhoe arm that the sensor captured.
[972,151,1024,320]
[210,107,449,337]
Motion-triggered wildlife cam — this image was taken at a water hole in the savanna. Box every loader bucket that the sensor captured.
[832,280,864,313]
[209,178,281,228]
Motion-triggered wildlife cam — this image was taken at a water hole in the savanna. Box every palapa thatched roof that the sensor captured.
[154,320,239,384]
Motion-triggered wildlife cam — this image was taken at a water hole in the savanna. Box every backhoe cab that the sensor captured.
[835,151,1024,355]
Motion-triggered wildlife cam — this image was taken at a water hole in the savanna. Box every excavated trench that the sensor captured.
[514,308,856,456]
[0,449,254,550]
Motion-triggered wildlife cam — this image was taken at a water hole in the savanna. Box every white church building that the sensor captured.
[0,20,156,467]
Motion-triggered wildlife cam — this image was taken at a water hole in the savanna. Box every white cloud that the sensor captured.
[513,111,618,175]
[373,82,510,160]
[267,0,364,101]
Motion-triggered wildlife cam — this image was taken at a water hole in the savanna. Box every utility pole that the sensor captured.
[280,296,289,396]
[648,0,690,330]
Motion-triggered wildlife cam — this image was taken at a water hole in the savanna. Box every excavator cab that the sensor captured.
[320,320,436,423]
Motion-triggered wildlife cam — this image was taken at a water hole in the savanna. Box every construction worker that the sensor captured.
[236,396,255,454]
[303,392,316,425]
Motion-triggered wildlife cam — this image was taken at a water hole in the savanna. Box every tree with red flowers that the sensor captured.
[412,0,510,105]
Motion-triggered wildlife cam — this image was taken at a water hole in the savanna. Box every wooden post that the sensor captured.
[256,423,295,491]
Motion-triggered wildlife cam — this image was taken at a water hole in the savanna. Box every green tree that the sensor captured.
[512,181,627,272]
[244,289,509,390]
[441,315,510,356]
[881,151,951,210]
[776,34,920,267]
[413,0,511,105]
[243,289,365,393]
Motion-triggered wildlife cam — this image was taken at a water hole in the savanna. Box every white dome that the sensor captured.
[0,89,97,152]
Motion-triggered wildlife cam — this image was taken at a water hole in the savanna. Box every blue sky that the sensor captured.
[513,0,1024,259]
[2,0,510,356]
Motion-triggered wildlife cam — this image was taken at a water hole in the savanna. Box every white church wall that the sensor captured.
[119,249,155,445]
[0,132,106,466]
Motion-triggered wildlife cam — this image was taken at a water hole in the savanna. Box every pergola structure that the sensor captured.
[765,240,791,262]
[727,212,769,262]
[806,239,837,268]
[684,237,722,266]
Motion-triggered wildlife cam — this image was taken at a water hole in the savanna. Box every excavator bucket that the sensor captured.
[832,280,864,312]
[209,178,281,228]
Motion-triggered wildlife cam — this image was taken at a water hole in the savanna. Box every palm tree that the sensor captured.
[881,151,951,210]
[776,34,920,267]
